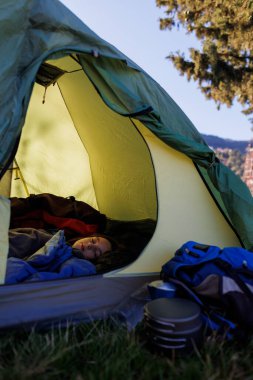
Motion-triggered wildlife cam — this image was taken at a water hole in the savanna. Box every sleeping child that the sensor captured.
[6,228,114,284]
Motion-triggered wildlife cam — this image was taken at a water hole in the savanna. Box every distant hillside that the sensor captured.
[201,134,249,154]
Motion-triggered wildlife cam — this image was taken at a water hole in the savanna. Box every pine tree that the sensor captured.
[156,0,253,120]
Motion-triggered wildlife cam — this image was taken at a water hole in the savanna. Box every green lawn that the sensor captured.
[0,320,252,380]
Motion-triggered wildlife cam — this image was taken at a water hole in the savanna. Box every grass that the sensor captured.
[0,320,253,380]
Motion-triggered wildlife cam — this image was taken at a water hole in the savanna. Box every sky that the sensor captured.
[60,0,252,141]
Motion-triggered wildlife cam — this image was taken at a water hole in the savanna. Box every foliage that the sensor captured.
[156,0,253,121]
[214,147,245,177]
[1,321,253,380]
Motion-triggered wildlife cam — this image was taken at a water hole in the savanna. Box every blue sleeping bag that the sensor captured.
[5,230,96,284]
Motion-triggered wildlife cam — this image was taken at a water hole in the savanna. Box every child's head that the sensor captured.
[72,234,112,260]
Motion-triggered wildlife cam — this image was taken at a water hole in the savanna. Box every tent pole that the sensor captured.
[13,159,30,197]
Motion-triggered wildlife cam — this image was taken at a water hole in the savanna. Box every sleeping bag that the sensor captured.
[5,230,96,284]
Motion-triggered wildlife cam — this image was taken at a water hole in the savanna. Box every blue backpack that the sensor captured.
[161,241,253,339]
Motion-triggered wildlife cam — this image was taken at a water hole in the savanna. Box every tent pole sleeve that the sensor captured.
[0,196,10,284]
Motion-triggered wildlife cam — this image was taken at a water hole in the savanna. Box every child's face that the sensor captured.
[72,236,112,260]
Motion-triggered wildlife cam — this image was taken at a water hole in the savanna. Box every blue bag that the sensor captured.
[161,241,253,339]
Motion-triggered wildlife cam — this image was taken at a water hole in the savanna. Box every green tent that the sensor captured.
[0,0,252,330]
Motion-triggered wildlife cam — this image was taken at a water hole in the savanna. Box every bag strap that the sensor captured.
[214,258,253,302]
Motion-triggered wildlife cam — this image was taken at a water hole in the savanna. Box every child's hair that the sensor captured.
[90,233,121,252]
